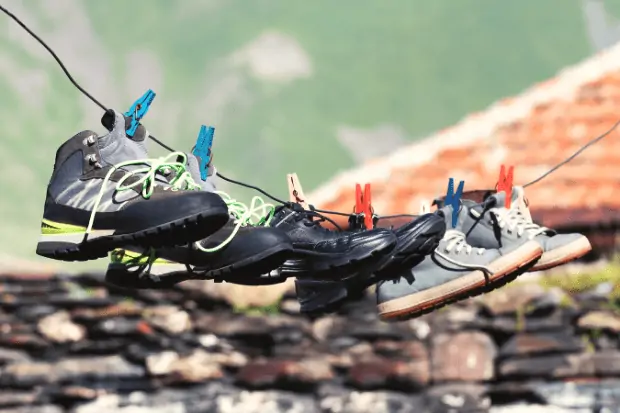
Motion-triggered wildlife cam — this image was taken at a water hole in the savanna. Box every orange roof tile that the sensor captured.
[310,42,620,230]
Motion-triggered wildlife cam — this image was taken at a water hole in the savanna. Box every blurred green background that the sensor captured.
[0,0,617,270]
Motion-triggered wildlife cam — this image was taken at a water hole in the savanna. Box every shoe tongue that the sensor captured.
[511,186,533,222]
[99,109,149,164]
[186,152,216,192]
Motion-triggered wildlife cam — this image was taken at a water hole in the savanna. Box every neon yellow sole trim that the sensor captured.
[110,249,176,266]
[41,219,87,235]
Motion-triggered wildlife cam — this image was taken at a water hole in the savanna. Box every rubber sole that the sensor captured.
[295,218,446,315]
[378,241,543,321]
[529,236,592,272]
[36,206,229,262]
[104,243,293,289]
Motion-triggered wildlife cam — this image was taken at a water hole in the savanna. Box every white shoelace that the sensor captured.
[433,230,493,274]
[490,206,548,239]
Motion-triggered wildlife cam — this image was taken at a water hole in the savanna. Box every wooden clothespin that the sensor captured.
[496,164,514,208]
[349,183,376,230]
[287,173,309,210]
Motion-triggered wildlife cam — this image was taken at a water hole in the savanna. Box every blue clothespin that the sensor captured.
[445,178,465,228]
[192,125,215,181]
[124,89,156,137]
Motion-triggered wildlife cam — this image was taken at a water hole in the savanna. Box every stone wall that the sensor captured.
[1,272,620,413]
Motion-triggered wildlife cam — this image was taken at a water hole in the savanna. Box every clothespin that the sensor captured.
[287,173,309,210]
[496,164,514,208]
[124,89,156,137]
[192,125,215,181]
[349,183,377,230]
[445,178,465,228]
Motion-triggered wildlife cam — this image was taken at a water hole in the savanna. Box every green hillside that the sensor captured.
[0,0,615,267]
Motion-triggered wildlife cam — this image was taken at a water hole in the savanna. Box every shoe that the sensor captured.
[36,110,229,262]
[376,202,542,321]
[461,187,592,271]
[270,203,398,313]
[373,213,447,276]
[104,127,293,289]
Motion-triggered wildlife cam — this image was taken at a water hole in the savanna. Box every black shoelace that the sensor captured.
[2,3,618,226]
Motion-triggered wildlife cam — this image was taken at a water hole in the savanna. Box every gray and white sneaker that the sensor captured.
[376,203,542,321]
[463,187,592,271]
[36,110,229,262]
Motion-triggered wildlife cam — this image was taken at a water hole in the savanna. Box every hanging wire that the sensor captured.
[2,3,619,220]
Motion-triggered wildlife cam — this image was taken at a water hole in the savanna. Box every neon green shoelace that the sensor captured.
[194,191,275,253]
[86,151,197,238]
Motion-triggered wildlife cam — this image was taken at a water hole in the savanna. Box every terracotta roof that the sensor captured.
[309,42,620,230]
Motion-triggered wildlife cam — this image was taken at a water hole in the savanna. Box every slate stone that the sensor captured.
[499,331,584,358]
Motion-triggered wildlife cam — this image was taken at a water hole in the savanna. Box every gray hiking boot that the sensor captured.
[376,203,542,321]
[463,186,592,271]
[36,110,230,262]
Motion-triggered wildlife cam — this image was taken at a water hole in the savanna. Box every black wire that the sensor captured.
[3,2,619,218]
[523,118,620,187]
[0,4,108,112]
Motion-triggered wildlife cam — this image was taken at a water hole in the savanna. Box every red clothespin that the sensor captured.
[351,183,375,230]
[496,164,514,208]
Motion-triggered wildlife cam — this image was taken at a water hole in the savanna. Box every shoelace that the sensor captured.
[193,191,275,253]
[490,206,548,239]
[85,151,195,240]
[433,230,493,276]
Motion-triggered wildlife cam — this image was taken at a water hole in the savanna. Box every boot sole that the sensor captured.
[104,243,293,289]
[378,241,543,321]
[295,217,446,314]
[529,236,592,272]
[36,206,229,262]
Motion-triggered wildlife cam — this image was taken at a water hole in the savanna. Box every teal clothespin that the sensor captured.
[124,89,156,137]
[192,125,215,181]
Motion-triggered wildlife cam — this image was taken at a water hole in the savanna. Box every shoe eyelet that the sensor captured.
[85,154,98,164]
[83,135,96,146]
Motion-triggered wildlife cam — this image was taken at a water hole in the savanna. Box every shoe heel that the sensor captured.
[295,279,348,313]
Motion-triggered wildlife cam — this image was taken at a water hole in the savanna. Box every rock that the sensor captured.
[143,306,192,335]
[0,333,48,351]
[69,339,131,355]
[349,358,429,390]
[0,347,30,365]
[478,284,565,316]
[319,390,426,413]
[497,352,620,379]
[476,307,577,334]
[311,315,416,343]
[49,386,101,403]
[179,279,295,309]
[236,358,333,389]
[89,318,143,337]
[373,340,428,360]
[146,350,224,383]
[577,310,620,333]
[499,331,584,358]
[279,299,300,315]
[431,332,497,382]
[195,314,309,351]
[14,305,58,322]
[426,384,491,413]
[214,390,319,413]
[37,311,86,343]
[71,302,144,322]
[0,390,39,407]
[2,356,144,387]
[429,302,481,332]
[0,405,63,413]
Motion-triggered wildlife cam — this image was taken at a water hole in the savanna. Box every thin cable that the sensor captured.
[0,4,108,112]
[523,118,620,187]
[3,3,619,211]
